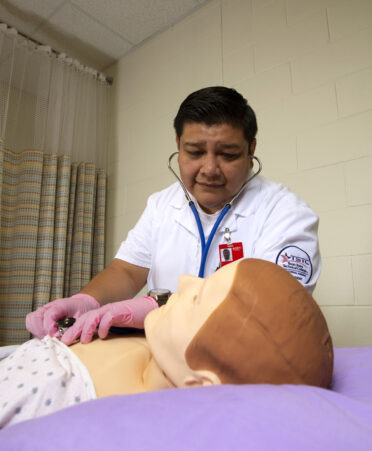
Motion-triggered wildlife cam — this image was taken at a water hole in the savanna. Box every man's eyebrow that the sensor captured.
[183,142,243,150]
[183,141,206,147]
[218,143,242,150]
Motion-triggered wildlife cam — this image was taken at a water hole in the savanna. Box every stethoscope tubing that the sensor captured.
[168,151,262,277]
[197,204,230,277]
[189,202,206,253]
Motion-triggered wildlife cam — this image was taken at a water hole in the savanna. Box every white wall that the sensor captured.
[106,0,372,347]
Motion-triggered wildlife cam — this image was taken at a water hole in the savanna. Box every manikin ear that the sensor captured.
[183,370,221,387]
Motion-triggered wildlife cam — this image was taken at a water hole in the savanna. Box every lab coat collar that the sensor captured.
[171,186,201,238]
[170,175,261,236]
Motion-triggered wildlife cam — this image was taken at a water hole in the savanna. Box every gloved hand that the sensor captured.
[25,294,100,339]
[61,295,159,345]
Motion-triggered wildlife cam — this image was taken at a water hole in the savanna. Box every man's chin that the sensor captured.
[196,198,225,214]
[187,186,226,213]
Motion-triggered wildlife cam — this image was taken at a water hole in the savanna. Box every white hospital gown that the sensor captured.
[0,336,96,428]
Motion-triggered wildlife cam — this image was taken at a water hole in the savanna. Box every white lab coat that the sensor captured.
[115,176,321,294]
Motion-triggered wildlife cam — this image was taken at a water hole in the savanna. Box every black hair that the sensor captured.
[173,86,257,145]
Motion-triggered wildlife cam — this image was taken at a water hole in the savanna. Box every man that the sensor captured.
[26,86,321,343]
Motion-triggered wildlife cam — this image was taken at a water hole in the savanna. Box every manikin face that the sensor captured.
[177,122,256,214]
[145,261,240,388]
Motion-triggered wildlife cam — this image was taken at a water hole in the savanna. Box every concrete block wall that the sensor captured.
[106,0,372,346]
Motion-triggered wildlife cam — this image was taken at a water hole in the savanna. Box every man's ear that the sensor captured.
[176,133,180,150]
[249,138,256,156]
[183,370,221,387]
[248,139,257,169]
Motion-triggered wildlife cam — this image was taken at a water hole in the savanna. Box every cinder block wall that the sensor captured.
[106,0,372,346]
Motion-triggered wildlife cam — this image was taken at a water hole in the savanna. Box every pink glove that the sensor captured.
[61,295,158,345]
[26,294,100,339]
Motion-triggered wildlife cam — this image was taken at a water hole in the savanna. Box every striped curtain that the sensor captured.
[0,147,106,345]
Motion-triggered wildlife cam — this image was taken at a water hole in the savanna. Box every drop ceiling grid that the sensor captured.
[0,0,210,70]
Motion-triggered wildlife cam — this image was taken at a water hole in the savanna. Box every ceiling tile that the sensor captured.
[70,0,202,44]
[1,0,211,71]
[0,0,64,34]
[34,3,132,62]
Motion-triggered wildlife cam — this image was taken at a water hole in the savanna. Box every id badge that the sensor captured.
[219,242,244,267]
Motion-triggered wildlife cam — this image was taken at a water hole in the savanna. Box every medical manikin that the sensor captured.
[0,259,333,428]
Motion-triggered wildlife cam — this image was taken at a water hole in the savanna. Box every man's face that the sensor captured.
[177,122,255,213]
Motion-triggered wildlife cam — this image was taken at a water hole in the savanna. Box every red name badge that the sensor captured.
[219,242,244,267]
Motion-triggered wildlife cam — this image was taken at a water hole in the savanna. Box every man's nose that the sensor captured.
[200,154,221,177]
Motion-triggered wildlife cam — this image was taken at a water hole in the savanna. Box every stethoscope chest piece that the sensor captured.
[56,317,76,335]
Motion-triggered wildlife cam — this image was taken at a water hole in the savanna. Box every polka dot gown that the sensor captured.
[0,336,96,428]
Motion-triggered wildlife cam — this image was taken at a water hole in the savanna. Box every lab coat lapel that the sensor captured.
[170,178,257,239]
[173,203,239,239]
[216,179,258,235]
[170,187,201,239]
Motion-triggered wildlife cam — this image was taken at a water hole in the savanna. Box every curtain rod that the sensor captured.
[1,22,113,85]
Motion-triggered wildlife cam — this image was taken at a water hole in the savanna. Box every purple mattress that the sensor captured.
[1,347,372,450]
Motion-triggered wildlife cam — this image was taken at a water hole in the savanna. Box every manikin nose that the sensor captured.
[178,274,203,294]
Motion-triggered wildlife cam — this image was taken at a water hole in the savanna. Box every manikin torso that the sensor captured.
[69,263,239,396]
[70,335,173,397]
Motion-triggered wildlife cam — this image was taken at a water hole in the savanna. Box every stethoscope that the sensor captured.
[168,151,262,277]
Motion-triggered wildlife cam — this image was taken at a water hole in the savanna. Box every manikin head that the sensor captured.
[145,259,333,389]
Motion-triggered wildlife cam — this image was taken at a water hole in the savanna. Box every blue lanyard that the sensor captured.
[189,202,231,277]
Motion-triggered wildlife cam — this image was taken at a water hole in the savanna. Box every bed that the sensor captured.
[1,346,372,450]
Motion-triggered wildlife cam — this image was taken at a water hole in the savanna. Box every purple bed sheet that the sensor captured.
[1,347,372,451]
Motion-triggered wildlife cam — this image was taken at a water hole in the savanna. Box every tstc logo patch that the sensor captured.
[276,245,312,284]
